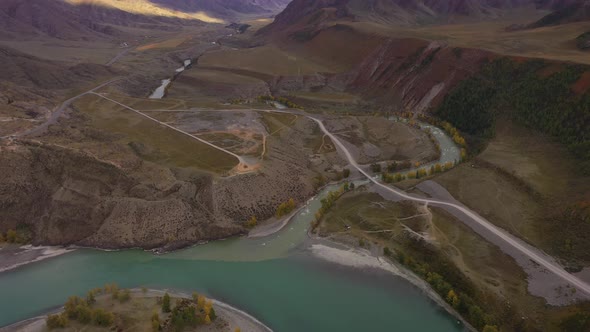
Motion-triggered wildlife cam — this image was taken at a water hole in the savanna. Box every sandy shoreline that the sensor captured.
[0,244,74,273]
[308,239,476,332]
[247,203,308,238]
[2,289,272,332]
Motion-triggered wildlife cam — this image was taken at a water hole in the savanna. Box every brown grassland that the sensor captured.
[70,94,239,173]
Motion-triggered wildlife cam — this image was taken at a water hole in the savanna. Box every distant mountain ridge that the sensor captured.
[259,0,587,37]
[0,0,199,41]
[151,0,291,16]
[0,0,292,41]
[65,0,291,21]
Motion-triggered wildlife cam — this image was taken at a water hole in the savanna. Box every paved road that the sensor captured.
[306,114,590,297]
[1,79,120,139]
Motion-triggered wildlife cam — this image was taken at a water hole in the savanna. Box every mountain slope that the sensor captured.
[151,0,291,18]
[0,0,202,41]
[578,31,590,49]
[0,46,117,135]
[527,0,590,27]
[1,0,292,41]
[0,0,119,40]
[534,0,584,10]
[347,0,536,24]
[0,47,115,89]
[260,0,546,36]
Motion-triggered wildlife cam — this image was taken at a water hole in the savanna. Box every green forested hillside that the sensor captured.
[436,58,590,172]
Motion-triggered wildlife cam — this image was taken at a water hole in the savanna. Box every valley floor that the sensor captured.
[1,8,590,332]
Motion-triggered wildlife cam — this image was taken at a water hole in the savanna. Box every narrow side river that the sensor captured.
[0,121,465,331]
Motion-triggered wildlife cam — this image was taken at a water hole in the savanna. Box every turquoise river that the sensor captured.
[0,119,465,331]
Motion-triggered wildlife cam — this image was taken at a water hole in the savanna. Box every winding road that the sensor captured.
[307,115,590,297]
[1,79,121,139]
[12,86,589,297]
[78,100,590,297]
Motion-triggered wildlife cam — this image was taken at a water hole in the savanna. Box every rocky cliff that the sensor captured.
[0,111,336,250]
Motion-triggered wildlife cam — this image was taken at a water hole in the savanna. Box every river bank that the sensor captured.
[149,58,193,99]
[0,244,73,273]
[247,176,364,239]
[247,205,306,239]
[307,237,475,332]
[0,226,463,332]
[0,111,474,331]
[2,288,271,332]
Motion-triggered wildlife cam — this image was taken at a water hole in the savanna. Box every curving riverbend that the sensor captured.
[0,186,465,332]
[0,117,468,331]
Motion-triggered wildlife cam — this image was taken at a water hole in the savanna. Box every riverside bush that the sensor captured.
[46,314,68,329]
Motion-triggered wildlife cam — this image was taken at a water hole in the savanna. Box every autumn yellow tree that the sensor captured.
[64,296,85,318]
[197,295,206,311]
[6,229,17,243]
[417,168,428,178]
[204,299,213,316]
[204,314,212,325]
[444,161,453,170]
[446,290,460,309]
[245,216,257,228]
[453,133,466,147]
[434,163,442,173]
[276,198,296,217]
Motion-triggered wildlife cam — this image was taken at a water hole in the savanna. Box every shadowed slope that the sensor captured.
[528,0,590,27]
[0,0,207,41]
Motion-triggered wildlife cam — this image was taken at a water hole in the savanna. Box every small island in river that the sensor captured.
[11,286,269,332]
